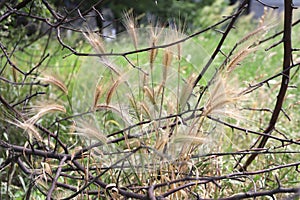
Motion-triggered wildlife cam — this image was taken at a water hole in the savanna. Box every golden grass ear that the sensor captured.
[203,74,239,117]
[38,74,68,95]
[106,78,121,105]
[6,119,43,142]
[123,10,138,50]
[179,74,196,109]
[93,84,102,109]
[26,104,66,124]
[226,46,257,73]
[83,29,106,54]
[72,120,107,144]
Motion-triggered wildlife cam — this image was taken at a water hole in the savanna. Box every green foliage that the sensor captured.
[193,0,235,28]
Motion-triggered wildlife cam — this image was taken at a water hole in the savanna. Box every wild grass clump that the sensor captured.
[1,5,300,199]
[66,12,273,198]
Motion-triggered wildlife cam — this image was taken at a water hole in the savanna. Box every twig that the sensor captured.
[47,156,67,200]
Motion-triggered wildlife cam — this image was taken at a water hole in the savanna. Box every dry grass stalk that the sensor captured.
[83,30,106,54]
[12,67,17,82]
[27,104,66,124]
[162,49,173,83]
[123,11,138,50]
[6,119,43,142]
[93,84,102,109]
[38,74,68,94]
[203,74,239,117]
[73,120,107,144]
[143,86,156,105]
[226,47,256,73]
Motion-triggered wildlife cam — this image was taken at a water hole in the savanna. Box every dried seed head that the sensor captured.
[162,49,173,69]
[6,119,43,142]
[179,74,196,108]
[123,11,138,50]
[26,104,66,124]
[93,85,102,109]
[38,74,68,95]
[237,26,267,46]
[83,30,106,54]
[226,47,256,73]
[149,47,158,66]
[73,120,107,144]
[203,74,240,117]
[106,79,120,105]
[162,49,173,83]
[143,86,156,105]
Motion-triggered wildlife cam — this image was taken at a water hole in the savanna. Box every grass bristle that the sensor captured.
[38,74,68,94]
[123,11,138,50]
[83,30,106,54]
[6,119,43,142]
[203,74,240,117]
[73,120,107,144]
[93,85,102,109]
[26,104,66,124]
[226,47,256,73]
[162,49,173,82]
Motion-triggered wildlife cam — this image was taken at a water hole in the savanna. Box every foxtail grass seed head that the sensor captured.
[162,49,173,82]
[6,119,43,142]
[74,18,214,168]
[38,74,68,94]
[123,11,138,50]
[179,74,196,108]
[149,25,164,66]
[226,47,256,73]
[83,30,106,54]
[93,85,102,109]
[73,121,107,144]
[143,86,156,105]
[149,47,158,66]
[106,79,120,105]
[26,104,66,124]
[203,74,237,117]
